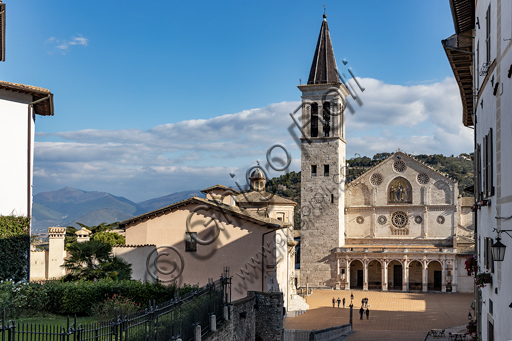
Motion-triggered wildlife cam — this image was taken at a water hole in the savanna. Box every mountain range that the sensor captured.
[32,187,202,233]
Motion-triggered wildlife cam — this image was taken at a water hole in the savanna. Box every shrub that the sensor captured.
[474,272,492,288]
[465,255,477,275]
[91,294,142,319]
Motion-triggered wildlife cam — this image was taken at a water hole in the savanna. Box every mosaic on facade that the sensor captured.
[388,177,412,204]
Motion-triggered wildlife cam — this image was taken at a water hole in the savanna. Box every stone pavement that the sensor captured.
[284,290,473,340]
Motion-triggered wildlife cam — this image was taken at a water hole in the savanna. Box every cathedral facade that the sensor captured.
[299,16,474,293]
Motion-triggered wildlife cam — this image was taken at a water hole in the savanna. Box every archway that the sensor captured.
[428,261,442,291]
[350,260,364,289]
[387,260,402,290]
[408,260,423,291]
[368,260,382,290]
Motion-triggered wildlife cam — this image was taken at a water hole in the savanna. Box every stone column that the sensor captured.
[346,259,351,290]
[402,260,408,292]
[452,257,458,293]
[422,261,428,292]
[441,261,447,292]
[363,260,369,291]
[210,315,216,333]
[382,260,388,291]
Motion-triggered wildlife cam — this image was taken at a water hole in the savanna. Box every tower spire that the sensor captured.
[307,14,340,84]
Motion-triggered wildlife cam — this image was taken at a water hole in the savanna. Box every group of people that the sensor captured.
[331,296,370,320]
[332,297,346,308]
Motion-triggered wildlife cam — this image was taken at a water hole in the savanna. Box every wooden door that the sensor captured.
[393,265,402,288]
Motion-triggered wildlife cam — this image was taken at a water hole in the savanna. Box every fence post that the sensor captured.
[223,306,229,321]
[210,315,216,333]
[194,324,201,341]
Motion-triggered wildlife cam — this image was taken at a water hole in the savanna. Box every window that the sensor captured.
[486,4,491,64]
[322,102,331,137]
[311,103,318,137]
[476,144,482,200]
[476,40,480,86]
[311,165,317,177]
[331,194,334,203]
[324,165,329,176]
[482,129,494,198]
[185,232,197,252]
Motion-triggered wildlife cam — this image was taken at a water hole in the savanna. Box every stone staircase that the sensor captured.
[286,294,309,317]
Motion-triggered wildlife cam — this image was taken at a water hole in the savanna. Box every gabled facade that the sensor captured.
[444,0,512,339]
[337,152,474,293]
[0,81,54,218]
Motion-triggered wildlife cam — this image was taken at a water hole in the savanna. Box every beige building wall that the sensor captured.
[48,227,66,279]
[124,201,284,301]
[113,245,157,282]
[30,250,48,280]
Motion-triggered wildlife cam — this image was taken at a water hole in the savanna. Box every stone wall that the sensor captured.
[204,291,284,341]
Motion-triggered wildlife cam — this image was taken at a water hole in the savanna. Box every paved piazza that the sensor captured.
[285,290,473,340]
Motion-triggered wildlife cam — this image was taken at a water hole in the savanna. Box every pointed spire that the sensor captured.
[307,14,340,85]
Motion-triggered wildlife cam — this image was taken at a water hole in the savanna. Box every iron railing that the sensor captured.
[1,272,231,341]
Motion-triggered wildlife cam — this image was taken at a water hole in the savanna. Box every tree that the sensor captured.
[62,240,132,281]
[92,231,126,246]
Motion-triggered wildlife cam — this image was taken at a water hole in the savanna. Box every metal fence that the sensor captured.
[1,273,231,341]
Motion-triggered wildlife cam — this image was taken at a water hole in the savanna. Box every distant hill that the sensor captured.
[137,190,203,212]
[32,187,201,234]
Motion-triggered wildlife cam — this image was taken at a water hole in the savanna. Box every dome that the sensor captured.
[250,168,266,179]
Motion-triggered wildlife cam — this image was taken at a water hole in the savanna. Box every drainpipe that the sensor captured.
[26,95,51,281]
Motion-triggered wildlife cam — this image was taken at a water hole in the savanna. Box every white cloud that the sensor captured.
[34,77,473,201]
[46,34,88,54]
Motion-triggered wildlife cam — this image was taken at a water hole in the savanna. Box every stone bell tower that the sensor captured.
[299,14,350,288]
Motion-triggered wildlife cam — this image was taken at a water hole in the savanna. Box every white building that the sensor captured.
[443,0,512,339]
[0,81,54,218]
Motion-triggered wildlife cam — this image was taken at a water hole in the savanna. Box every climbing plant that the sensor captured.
[0,215,31,282]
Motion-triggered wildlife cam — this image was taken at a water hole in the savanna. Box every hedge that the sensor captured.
[0,279,197,318]
[0,215,30,282]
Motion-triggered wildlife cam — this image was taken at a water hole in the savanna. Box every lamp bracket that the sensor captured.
[492,228,512,239]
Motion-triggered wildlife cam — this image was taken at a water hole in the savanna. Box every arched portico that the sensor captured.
[428,260,443,291]
[350,260,364,289]
[367,260,382,290]
[408,260,423,291]
[387,260,403,290]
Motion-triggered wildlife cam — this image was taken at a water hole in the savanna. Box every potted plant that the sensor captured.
[466,320,477,336]
[475,272,492,288]
[465,255,478,275]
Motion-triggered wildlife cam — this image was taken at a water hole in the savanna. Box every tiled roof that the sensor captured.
[234,191,297,206]
[200,184,240,195]
[0,80,54,116]
[119,196,288,229]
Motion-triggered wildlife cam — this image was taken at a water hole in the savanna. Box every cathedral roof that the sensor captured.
[307,15,340,85]
[200,184,240,195]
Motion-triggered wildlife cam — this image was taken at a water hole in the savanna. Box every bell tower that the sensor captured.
[299,14,349,288]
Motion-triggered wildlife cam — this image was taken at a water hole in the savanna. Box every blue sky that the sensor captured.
[2,1,473,202]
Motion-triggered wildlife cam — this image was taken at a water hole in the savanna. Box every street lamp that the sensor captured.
[349,292,354,326]
[491,229,512,261]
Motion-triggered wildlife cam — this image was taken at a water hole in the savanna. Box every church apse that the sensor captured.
[388,177,412,204]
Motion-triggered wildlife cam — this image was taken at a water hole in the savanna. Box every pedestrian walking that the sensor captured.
[332,297,335,308]
[365,298,369,308]
[342,297,346,308]
[366,308,370,320]
[337,297,341,308]
[361,298,364,307]
[359,306,364,320]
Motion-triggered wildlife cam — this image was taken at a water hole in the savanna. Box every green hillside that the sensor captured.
[268,153,474,229]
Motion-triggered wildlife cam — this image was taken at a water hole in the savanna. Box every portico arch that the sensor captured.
[408,260,423,291]
[428,260,442,291]
[368,260,382,289]
[387,260,403,290]
[350,259,364,289]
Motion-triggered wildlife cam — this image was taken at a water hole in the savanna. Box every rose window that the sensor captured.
[356,216,364,224]
[393,160,407,173]
[437,215,445,224]
[378,215,387,225]
[414,215,423,224]
[391,211,408,228]
[417,172,430,185]
[370,173,383,186]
